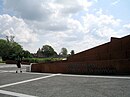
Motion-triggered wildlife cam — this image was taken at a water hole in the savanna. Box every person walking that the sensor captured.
[16,60,22,73]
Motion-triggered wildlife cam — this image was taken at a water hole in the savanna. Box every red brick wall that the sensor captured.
[31,59,130,75]
[68,35,130,62]
[31,35,130,75]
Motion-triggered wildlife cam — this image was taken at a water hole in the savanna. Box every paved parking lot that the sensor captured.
[0,63,130,97]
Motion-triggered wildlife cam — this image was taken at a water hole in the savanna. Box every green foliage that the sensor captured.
[0,57,4,63]
[24,58,63,63]
[41,45,57,57]
[60,47,68,57]
[70,50,75,55]
[22,50,32,58]
[0,39,23,61]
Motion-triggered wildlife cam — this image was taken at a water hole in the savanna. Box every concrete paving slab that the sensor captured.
[0,93,15,97]
[0,64,130,97]
[1,74,130,97]
[0,64,28,71]
[0,72,50,86]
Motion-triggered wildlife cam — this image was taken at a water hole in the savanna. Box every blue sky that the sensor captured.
[93,0,130,21]
[0,0,130,53]
[0,0,3,14]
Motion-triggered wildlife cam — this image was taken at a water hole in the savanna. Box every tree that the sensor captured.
[8,42,23,60]
[70,50,75,55]
[0,39,10,60]
[36,48,43,57]
[41,45,57,57]
[60,47,68,57]
[22,50,32,58]
[0,39,23,61]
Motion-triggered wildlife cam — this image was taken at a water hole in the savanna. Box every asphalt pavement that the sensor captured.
[0,63,130,97]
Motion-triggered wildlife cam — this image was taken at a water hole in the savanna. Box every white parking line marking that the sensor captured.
[0,90,36,97]
[0,65,16,68]
[0,70,7,72]
[0,70,52,75]
[0,70,19,73]
[60,74,130,79]
[24,72,56,75]
[0,74,60,88]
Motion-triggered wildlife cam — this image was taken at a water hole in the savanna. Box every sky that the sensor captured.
[0,0,130,54]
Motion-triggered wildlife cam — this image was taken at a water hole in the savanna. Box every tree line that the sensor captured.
[36,45,74,58]
[0,39,32,61]
[0,38,75,61]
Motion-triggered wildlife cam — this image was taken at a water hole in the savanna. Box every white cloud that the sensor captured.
[4,0,52,21]
[111,0,120,6]
[0,14,38,52]
[82,11,121,38]
[73,9,130,52]
[1,0,129,53]
[4,0,92,21]
[123,24,130,29]
[94,0,98,3]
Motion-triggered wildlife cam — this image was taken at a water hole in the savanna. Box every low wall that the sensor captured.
[67,35,130,62]
[31,35,130,75]
[31,59,130,75]
[6,60,30,65]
